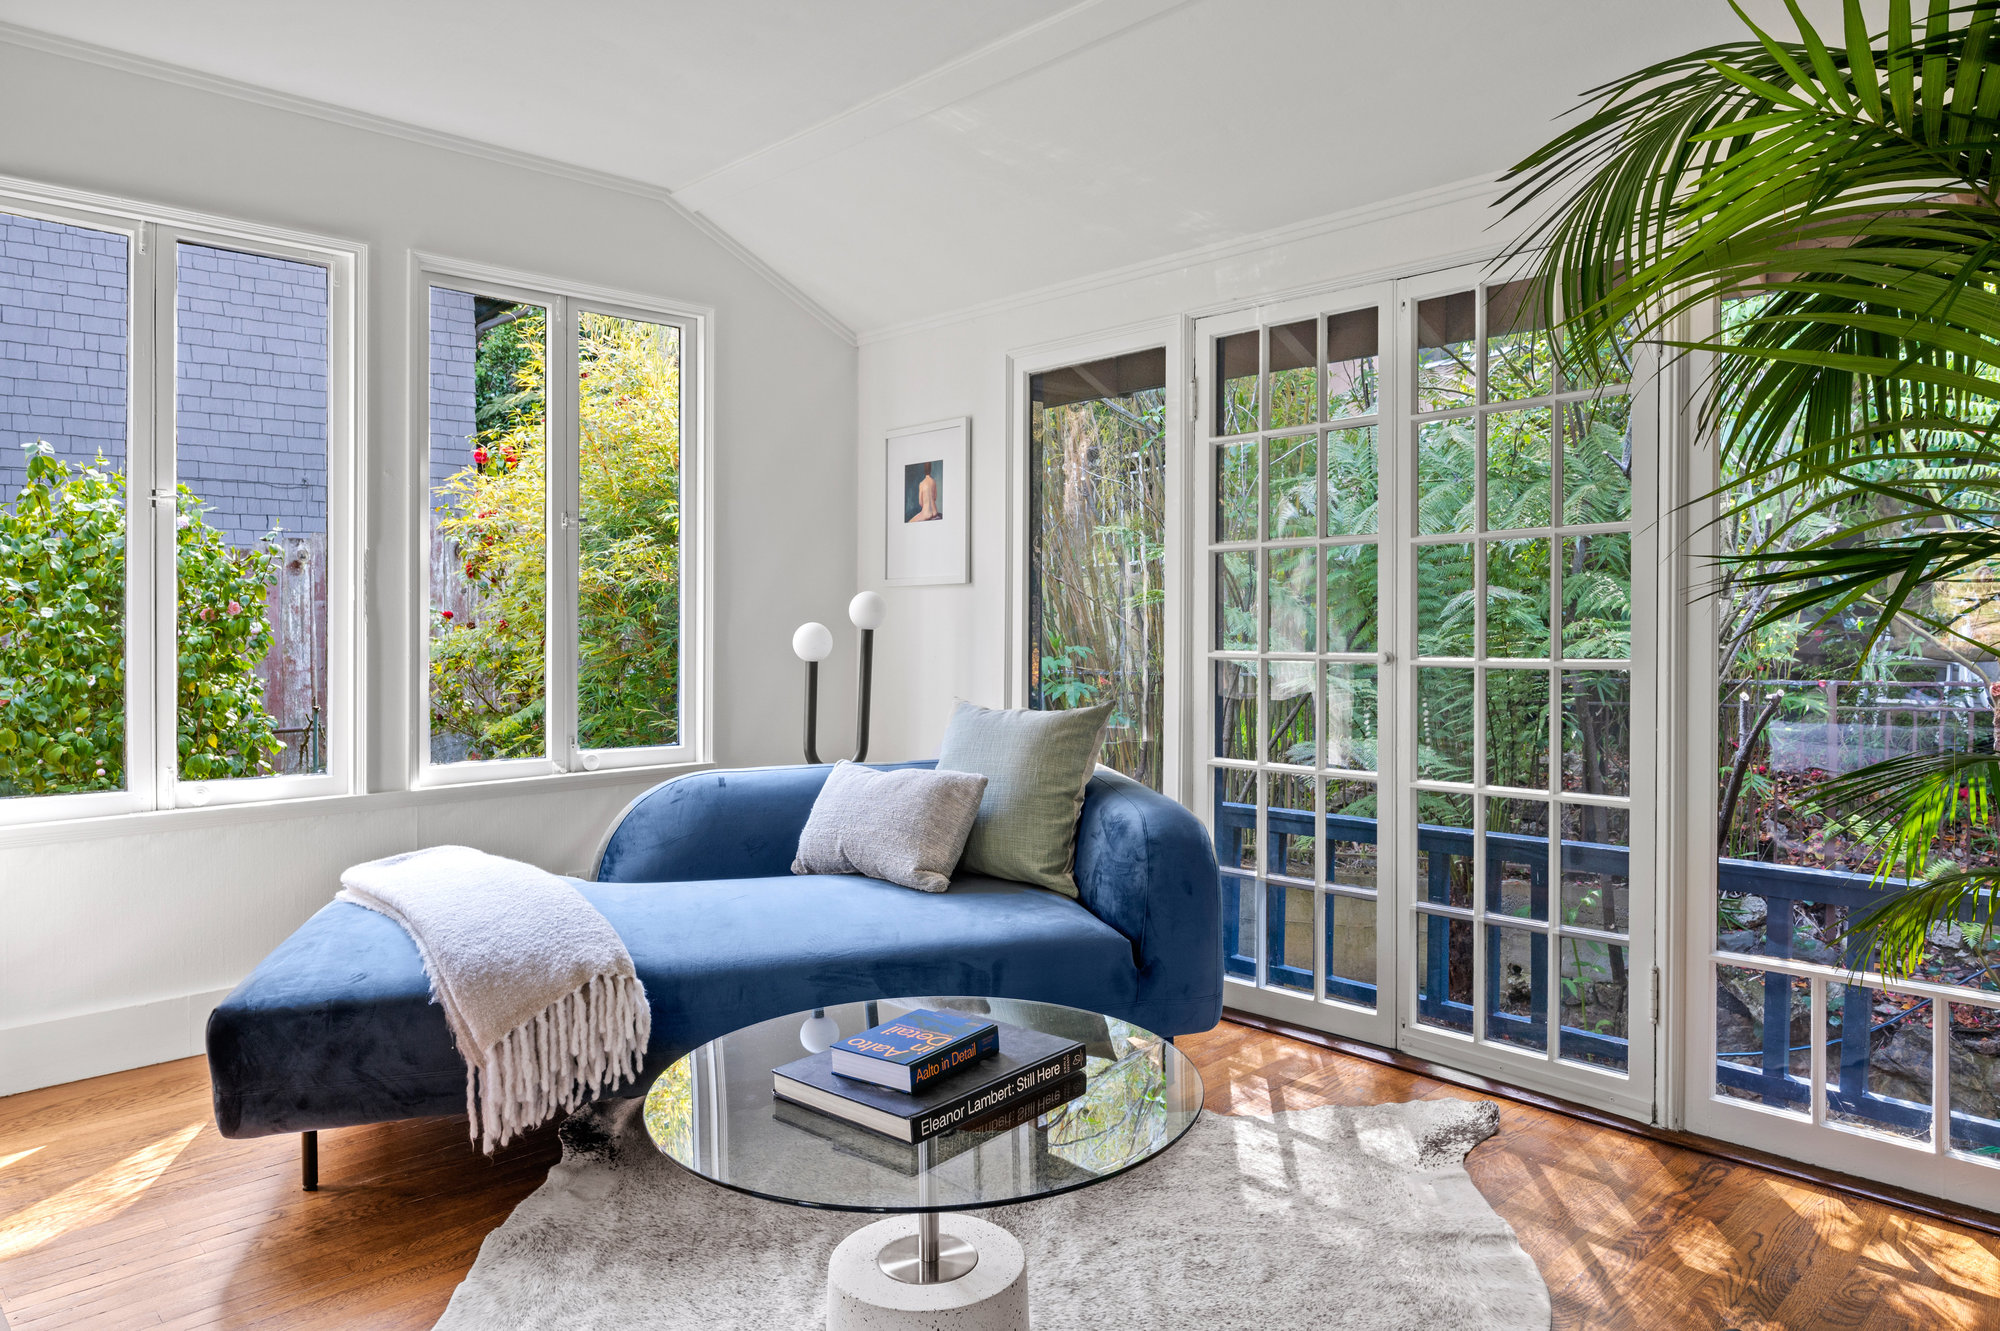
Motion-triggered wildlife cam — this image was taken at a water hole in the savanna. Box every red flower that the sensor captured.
[441,610,453,621]
[473,448,490,467]
[498,619,508,630]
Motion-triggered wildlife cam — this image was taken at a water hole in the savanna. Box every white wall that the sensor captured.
[0,40,859,1095]
[855,181,1509,768]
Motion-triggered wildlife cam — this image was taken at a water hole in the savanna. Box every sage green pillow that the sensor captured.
[934,700,1112,898]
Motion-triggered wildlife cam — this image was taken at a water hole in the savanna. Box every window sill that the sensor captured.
[0,760,713,850]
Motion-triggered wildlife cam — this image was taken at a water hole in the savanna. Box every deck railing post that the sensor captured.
[1760,892,1795,1105]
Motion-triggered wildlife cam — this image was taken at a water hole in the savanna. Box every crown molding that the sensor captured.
[0,19,859,347]
[856,174,1507,346]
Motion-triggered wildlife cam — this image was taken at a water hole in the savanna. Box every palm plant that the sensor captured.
[1502,0,2000,975]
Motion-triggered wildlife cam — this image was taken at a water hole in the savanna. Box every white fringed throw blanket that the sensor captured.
[337,846,650,1153]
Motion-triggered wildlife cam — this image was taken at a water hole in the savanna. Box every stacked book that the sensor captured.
[772,1007,1088,1144]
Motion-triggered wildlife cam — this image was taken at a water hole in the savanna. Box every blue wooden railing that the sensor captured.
[1212,799,2000,1149]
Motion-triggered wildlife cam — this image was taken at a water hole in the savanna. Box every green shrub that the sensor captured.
[0,443,282,794]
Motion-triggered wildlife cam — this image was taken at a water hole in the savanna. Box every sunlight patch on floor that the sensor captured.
[0,1123,201,1262]
[0,1146,42,1174]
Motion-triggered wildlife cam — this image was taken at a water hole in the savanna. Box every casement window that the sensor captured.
[414,256,704,784]
[0,185,357,825]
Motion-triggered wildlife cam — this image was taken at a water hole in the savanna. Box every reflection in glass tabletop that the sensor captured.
[643,996,1203,1214]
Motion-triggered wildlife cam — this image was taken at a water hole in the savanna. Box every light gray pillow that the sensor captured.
[792,761,988,893]
[934,700,1112,898]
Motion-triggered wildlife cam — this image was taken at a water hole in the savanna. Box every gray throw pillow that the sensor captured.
[934,700,1112,898]
[792,761,988,893]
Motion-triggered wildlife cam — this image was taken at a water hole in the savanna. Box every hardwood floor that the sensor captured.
[2,1023,1997,1329]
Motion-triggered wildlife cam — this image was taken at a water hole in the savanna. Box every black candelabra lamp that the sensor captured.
[792,591,884,765]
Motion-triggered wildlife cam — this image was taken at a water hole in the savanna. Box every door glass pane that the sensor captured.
[1416,791,1474,907]
[1561,533,1630,660]
[1416,667,1474,782]
[1215,330,1258,435]
[1323,543,1378,653]
[1487,924,1548,1050]
[577,312,682,752]
[1485,538,1551,658]
[1416,419,1475,534]
[1325,308,1378,420]
[1268,881,1316,993]
[1324,426,1377,534]
[1216,440,1258,542]
[1215,551,1255,651]
[1268,320,1317,429]
[1266,433,1316,539]
[1562,669,1629,796]
[1323,665,1377,772]
[1268,546,1316,653]
[1415,543,1473,656]
[175,243,329,781]
[1485,279,1553,402]
[1268,772,1316,881]
[1948,1004,2000,1161]
[428,287,547,764]
[1486,796,1550,921]
[1560,938,1630,1070]
[1213,660,1255,761]
[1326,780,1378,888]
[1265,663,1314,767]
[1560,802,1629,932]
[0,213,129,797]
[1486,668,1550,789]
[1415,291,1475,414]
[1028,349,1166,788]
[1826,987,1932,1143]
[1416,913,1473,1031]
[1715,965,1808,1115]
[1485,407,1552,529]
[1213,767,1257,872]
[1326,892,1377,1003]
[1563,395,1631,523]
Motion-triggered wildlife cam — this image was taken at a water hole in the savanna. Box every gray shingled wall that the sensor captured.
[0,217,355,546]
[0,213,128,483]
[429,285,477,495]
[174,243,328,542]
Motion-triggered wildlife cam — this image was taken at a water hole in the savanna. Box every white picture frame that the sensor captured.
[884,417,970,585]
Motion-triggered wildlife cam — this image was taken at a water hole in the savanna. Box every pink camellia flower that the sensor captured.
[227,600,242,616]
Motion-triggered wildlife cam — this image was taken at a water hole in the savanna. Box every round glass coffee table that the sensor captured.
[643,996,1202,1330]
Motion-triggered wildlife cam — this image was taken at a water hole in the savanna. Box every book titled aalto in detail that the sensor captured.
[829,1008,999,1093]
[773,1022,1087,1144]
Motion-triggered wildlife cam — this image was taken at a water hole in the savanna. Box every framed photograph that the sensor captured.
[884,417,970,585]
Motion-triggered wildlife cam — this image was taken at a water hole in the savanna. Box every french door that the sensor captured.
[1196,265,1659,1120]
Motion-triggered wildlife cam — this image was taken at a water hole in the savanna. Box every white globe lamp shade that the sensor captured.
[848,591,886,631]
[799,1011,841,1054]
[792,622,833,662]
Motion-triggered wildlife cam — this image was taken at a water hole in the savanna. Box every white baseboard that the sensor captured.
[0,987,233,1097]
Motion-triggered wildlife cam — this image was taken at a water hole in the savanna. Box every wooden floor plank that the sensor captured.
[2,1024,1998,1329]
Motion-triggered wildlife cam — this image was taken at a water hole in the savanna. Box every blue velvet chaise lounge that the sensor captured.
[205,761,1224,1186]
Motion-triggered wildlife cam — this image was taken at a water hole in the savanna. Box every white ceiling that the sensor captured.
[0,0,1826,334]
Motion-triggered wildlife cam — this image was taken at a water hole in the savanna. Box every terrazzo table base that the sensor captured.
[827,1215,1028,1331]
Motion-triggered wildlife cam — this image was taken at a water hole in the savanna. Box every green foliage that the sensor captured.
[1031,387,1166,788]
[1505,0,2000,975]
[431,310,682,759]
[0,443,280,794]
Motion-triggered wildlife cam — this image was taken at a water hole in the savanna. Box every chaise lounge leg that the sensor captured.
[301,1131,318,1192]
